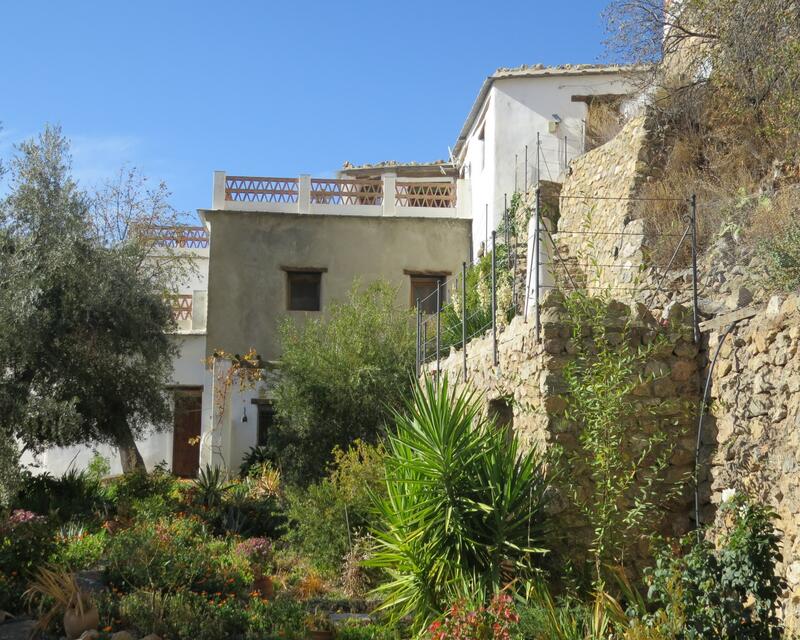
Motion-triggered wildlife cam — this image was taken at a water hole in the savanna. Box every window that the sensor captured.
[410,276,446,315]
[256,403,275,448]
[477,123,485,172]
[286,270,322,311]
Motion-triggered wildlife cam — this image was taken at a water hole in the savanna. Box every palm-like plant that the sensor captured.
[368,376,550,631]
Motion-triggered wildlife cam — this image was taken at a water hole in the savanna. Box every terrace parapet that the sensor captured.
[211,171,470,219]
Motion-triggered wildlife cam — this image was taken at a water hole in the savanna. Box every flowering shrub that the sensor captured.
[235,537,274,576]
[105,516,251,595]
[428,594,521,640]
[0,509,55,612]
[6,508,47,527]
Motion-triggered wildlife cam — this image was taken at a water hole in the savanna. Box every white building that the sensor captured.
[22,226,210,478]
[453,64,640,257]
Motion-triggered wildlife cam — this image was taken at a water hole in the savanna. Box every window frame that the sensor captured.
[407,271,449,315]
[282,266,326,312]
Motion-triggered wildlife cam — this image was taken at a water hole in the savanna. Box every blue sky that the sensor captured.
[0,1,612,219]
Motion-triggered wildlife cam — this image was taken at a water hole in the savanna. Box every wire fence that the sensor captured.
[416,187,702,382]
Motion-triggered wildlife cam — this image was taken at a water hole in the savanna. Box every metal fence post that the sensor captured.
[504,193,509,248]
[415,299,421,377]
[461,261,467,382]
[436,281,441,380]
[536,132,541,187]
[491,231,498,366]
[534,187,541,342]
[422,321,427,377]
[564,135,568,171]
[690,194,700,344]
[524,145,528,194]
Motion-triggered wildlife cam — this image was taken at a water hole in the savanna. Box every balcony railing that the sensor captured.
[171,294,193,321]
[140,226,209,249]
[226,176,299,203]
[214,172,466,218]
[310,178,383,205]
[395,181,455,208]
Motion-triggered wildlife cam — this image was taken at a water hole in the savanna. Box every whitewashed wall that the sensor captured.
[461,72,638,257]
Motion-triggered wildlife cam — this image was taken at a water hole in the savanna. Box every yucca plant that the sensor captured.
[368,376,550,631]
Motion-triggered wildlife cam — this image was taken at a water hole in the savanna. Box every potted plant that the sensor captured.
[236,537,275,599]
[24,566,99,639]
[305,608,335,640]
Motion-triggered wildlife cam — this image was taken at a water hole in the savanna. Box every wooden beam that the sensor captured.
[403,269,452,277]
[699,305,761,333]
[280,266,328,273]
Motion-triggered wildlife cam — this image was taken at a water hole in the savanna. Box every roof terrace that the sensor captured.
[211,171,469,219]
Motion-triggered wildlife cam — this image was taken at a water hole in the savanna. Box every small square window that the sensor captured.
[287,271,321,311]
[411,276,445,315]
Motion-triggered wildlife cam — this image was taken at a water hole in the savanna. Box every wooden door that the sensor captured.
[172,389,202,477]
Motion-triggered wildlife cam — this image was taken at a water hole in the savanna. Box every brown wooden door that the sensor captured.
[172,389,202,477]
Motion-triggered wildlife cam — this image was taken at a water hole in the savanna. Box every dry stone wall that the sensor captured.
[555,114,657,291]
[706,293,800,630]
[428,293,700,571]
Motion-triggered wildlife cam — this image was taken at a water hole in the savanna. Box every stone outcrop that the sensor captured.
[705,293,800,629]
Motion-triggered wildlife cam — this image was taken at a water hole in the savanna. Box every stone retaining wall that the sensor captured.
[428,294,700,571]
[706,293,800,629]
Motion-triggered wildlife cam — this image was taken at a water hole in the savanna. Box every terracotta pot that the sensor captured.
[253,575,274,600]
[310,630,334,640]
[63,604,99,640]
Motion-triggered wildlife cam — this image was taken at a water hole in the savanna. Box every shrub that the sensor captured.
[244,595,306,640]
[428,594,522,640]
[0,510,56,613]
[644,494,785,639]
[105,516,252,595]
[14,468,107,523]
[52,524,109,571]
[117,589,247,640]
[285,439,385,574]
[272,280,415,485]
[239,445,272,477]
[561,292,687,584]
[106,463,179,518]
[336,620,395,640]
[758,209,800,292]
[369,377,550,631]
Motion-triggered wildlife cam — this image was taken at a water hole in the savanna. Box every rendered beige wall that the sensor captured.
[203,210,471,360]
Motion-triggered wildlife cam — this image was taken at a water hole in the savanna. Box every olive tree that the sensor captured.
[0,126,181,472]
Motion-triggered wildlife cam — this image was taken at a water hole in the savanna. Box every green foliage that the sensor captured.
[105,515,252,594]
[51,525,109,571]
[285,439,386,575]
[0,437,21,509]
[561,292,686,583]
[439,244,515,352]
[273,280,416,485]
[106,462,179,518]
[239,445,272,477]
[758,212,800,292]
[0,510,56,612]
[428,593,522,640]
[644,495,785,640]
[516,581,626,640]
[14,467,108,523]
[335,620,395,640]
[195,464,233,508]
[369,377,551,631]
[0,126,179,471]
[244,595,307,640]
[86,452,112,483]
